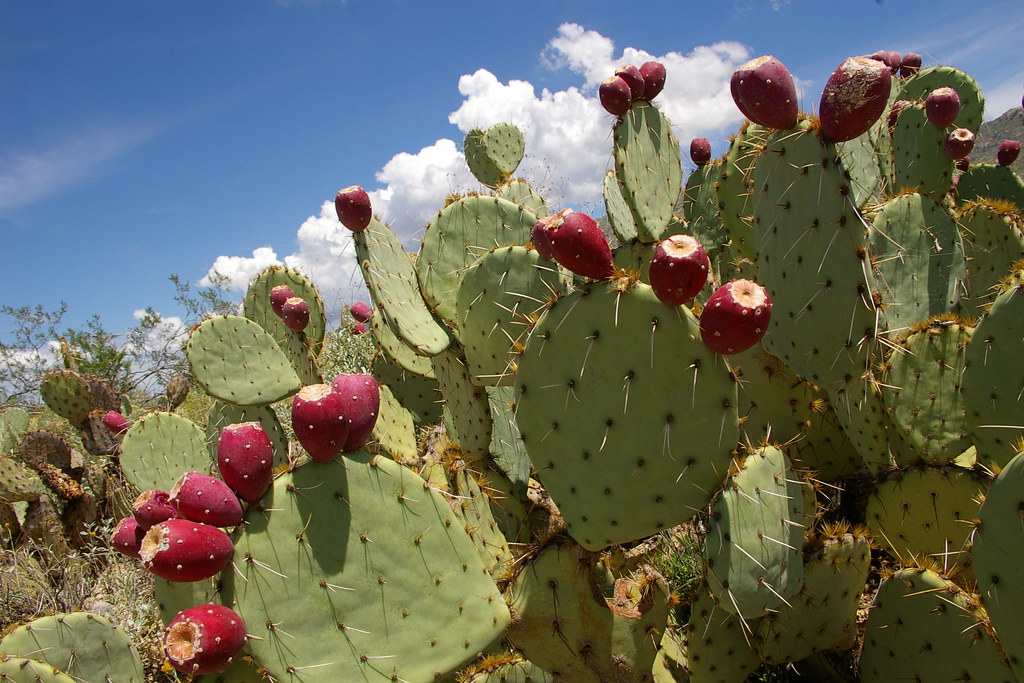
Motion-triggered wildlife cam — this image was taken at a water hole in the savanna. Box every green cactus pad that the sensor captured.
[682,161,729,264]
[0,456,45,504]
[955,163,1024,210]
[513,279,738,550]
[464,124,525,189]
[892,104,956,200]
[243,266,327,379]
[355,218,451,357]
[604,169,639,243]
[836,113,889,209]
[682,583,761,683]
[614,102,682,242]
[367,383,418,465]
[458,652,556,682]
[450,463,512,576]
[186,315,302,406]
[0,612,145,683]
[119,412,213,492]
[0,657,76,683]
[612,240,654,282]
[494,178,548,218]
[898,66,985,133]
[730,346,825,447]
[486,385,531,490]
[369,306,436,378]
[827,380,917,475]
[718,122,768,264]
[205,401,290,470]
[432,345,493,462]
[39,371,92,424]
[956,200,1024,318]
[0,409,29,447]
[153,577,220,627]
[370,353,442,425]
[226,453,510,682]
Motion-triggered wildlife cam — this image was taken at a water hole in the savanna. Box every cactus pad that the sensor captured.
[119,412,212,492]
[464,123,525,189]
[39,371,92,424]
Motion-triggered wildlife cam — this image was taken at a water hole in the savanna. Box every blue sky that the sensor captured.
[2,0,1022,342]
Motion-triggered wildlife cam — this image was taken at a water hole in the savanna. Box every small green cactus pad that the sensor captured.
[186,315,302,406]
[464,124,526,189]
[604,169,639,243]
[367,383,418,465]
[956,200,1024,318]
[226,453,510,682]
[369,306,436,378]
[0,657,76,683]
[860,568,1014,682]
[954,163,1024,210]
[494,178,548,218]
[39,370,92,424]
[514,279,739,550]
[614,101,682,242]
[0,456,45,504]
[612,240,654,281]
[0,409,29,447]
[153,577,219,627]
[486,385,531,490]
[836,112,889,208]
[0,612,145,683]
[432,346,493,462]
[205,401,290,470]
[457,246,563,386]
[682,582,762,683]
[370,353,442,425]
[450,463,512,576]
[705,446,806,620]
[866,465,985,574]
[892,104,956,200]
[898,66,985,133]
[651,629,687,682]
[119,412,213,492]
[505,541,669,681]
[417,195,538,330]
[827,381,917,475]
[787,399,864,483]
[682,160,729,264]
[718,122,768,263]
[355,218,451,357]
[243,265,327,357]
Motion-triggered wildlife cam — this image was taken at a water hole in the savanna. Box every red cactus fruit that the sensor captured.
[349,301,372,323]
[649,235,711,305]
[614,65,645,100]
[730,56,799,130]
[335,185,372,232]
[164,604,247,675]
[139,519,234,582]
[101,410,130,435]
[292,384,349,463]
[599,76,633,116]
[132,489,178,530]
[819,57,892,142]
[281,297,310,332]
[997,140,1021,166]
[639,61,666,100]
[546,208,614,280]
[689,138,712,167]
[351,322,368,335]
[925,87,961,128]
[217,422,274,504]
[699,279,773,355]
[169,472,244,528]
[330,373,380,452]
[867,50,901,74]
[532,219,555,260]
[111,517,146,559]
[269,285,294,318]
[943,128,975,161]
[899,52,922,77]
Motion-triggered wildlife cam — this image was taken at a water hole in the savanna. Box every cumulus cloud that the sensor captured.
[200,246,282,291]
[283,201,367,314]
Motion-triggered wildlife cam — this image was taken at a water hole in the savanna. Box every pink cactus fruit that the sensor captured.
[699,279,773,355]
[139,519,234,582]
[614,64,646,100]
[599,75,633,116]
[291,384,349,463]
[925,87,961,128]
[281,297,310,332]
[132,489,178,530]
[349,301,372,323]
[730,56,799,130]
[269,285,294,318]
[164,604,247,675]
[943,128,975,161]
[867,50,901,74]
[649,235,711,305]
[899,52,922,77]
[690,138,712,167]
[997,140,1021,166]
[169,472,244,528]
[818,56,892,142]
[351,322,368,335]
[330,373,380,452]
[334,185,372,232]
[217,422,274,504]
[111,517,146,559]
[639,61,666,100]
[531,219,556,260]
[546,208,614,280]
[101,410,130,435]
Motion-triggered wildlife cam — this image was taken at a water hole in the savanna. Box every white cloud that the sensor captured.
[283,201,367,314]
[982,72,1024,120]
[200,246,282,291]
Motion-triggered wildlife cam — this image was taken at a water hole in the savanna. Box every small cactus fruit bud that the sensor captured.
[101,410,129,435]
[281,297,310,332]
[335,185,372,232]
[547,208,614,280]
[899,52,922,77]
[690,138,712,167]
[217,422,274,504]
[170,472,244,528]
[164,604,246,675]
[269,285,294,318]
[925,87,961,128]
[330,373,380,452]
[139,519,234,582]
[614,64,645,100]
[111,517,146,559]
[819,56,892,142]
[730,55,799,130]
[531,219,555,260]
[351,322,367,335]
[943,128,975,160]
[867,50,901,74]
[997,140,1021,166]
[649,235,711,305]
[599,76,633,116]
[132,489,178,530]
[292,384,349,463]
[700,279,772,355]
[349,301,372,323]
[639,61,666,100]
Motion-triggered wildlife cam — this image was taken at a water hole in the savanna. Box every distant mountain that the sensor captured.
[974,107,1023,176]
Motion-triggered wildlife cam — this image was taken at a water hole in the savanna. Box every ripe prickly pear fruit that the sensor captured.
[281,297,310,332]
[334,185,372,232]
[730,55,799,130]
[111,517,146,559]
[943,128,975,160]
[349,300,372,323]
[292,384,349,463]
[649,235,711,305]
[614,65,645,100]
[351,322,367,335]
[690,137,712,167]
[531,219,555,260]
[217,422,274,504]
[867,50,901,74]
[639,61,666,100]
[164,604,247,675]
[699,279,772,355]
[102,410,129,435]
[546,208,614,280]
[599,76,633,116]
[819,56,891,142]
[269,284,294,318]
[330,373,380,452]
[139,519,234,582]
[997,140,1021,166]
[132,489,178,530]
[925,87,960,128]
[900,52,922,77]
[170,472,244,528]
